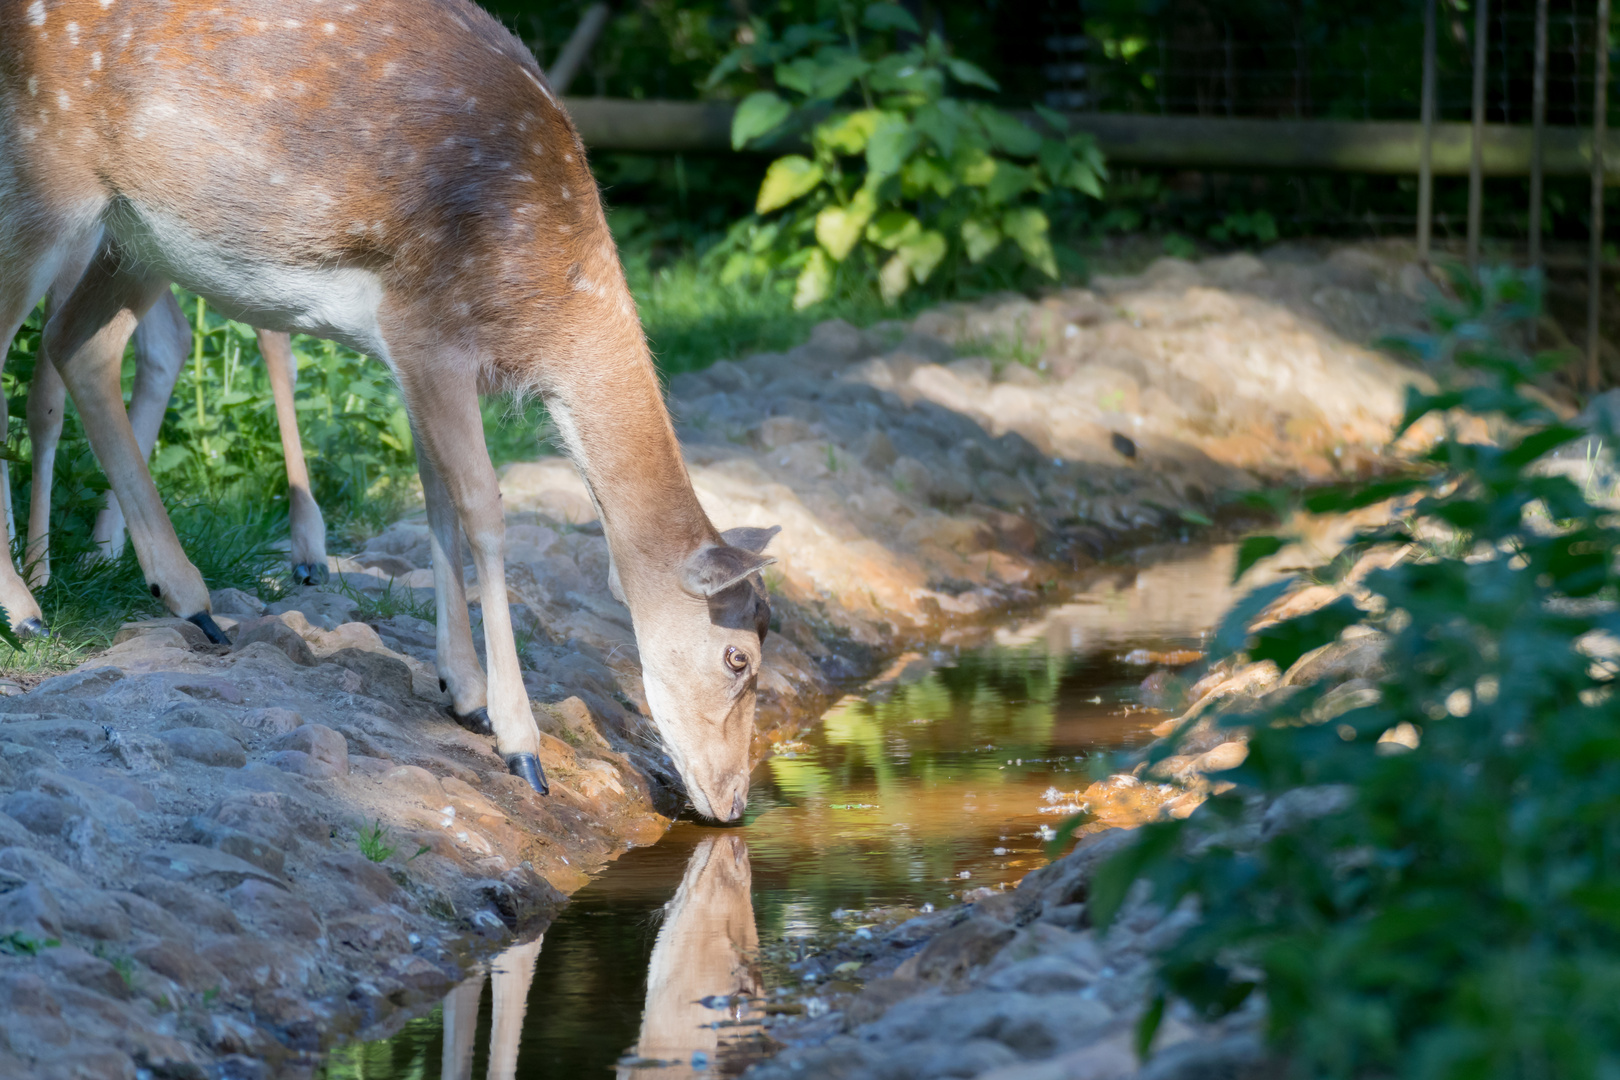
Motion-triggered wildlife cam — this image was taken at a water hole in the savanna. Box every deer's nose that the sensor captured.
[727,787,748,822]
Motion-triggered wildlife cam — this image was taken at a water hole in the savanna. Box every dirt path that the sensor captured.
[0,241,1435,1078]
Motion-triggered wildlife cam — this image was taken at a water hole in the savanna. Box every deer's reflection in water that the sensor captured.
[622,832,761,1078]
[439,934,544,1080]
[435,833,759,1079]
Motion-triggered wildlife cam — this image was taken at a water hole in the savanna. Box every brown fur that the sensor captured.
[0,0,776,819]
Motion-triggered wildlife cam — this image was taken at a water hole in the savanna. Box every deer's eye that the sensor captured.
[725,646,749,673]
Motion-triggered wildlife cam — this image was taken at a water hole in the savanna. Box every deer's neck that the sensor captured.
[541,328,713,585]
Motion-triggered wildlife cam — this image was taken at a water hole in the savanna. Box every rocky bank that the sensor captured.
[0,241,1436,1078]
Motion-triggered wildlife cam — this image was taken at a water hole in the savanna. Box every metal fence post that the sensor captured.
[1468,0,1490,268]
[1590,0,1612,390]
[1532,0,1550,275]
[1419,0,1437,263]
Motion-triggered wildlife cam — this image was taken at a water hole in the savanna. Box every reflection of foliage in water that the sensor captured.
[320,1005,441,1079]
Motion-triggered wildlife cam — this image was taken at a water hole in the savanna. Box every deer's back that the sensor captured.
[2,0,611,347]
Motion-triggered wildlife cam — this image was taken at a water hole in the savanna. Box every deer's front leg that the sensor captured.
[401,366,545,793]
[415,440,489,727]
[257,329,329,585]
[44,247,223,641]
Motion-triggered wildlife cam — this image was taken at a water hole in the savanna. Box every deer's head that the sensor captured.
[629,525,780,821]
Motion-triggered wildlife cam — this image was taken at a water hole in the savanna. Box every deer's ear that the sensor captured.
[720,524,781,555]
[681,543,776,597]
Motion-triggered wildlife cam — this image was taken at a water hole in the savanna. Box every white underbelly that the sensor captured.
[108,201,389,359]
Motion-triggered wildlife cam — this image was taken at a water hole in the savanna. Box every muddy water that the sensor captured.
[322,544,1239,1080]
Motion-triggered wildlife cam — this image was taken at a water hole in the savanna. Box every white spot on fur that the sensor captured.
[531,143,545,155]
[564,153,574,163]
[560,187,571,200]
[90,51,101,71]
[26,1,45,27]
[283,18,301,28]
[512,173,533,183]
[26,77,37,96]
[99,0,112,7]
[65,20,78,43]
[323,22,336,33]
[381,61,398,77]
[269,173,286,184]
[55,90,69,110]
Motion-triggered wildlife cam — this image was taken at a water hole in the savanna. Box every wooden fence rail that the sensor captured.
[562,98,1620,180]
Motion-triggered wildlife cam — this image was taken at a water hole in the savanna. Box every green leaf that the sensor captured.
[878,253,912,304]
[815,186,877,260]
[863,2,920,34]
[1136,993,1166,1061]
[961,217,1002,262]
[1208,578,1296,661]
[1034,103,1070,133]
[1249,596,1364,673]
[978,108,1041,156]
[945,56,999,91]
[1001,206,1056,277]
[1233,535,1289,583]
[756,155,824,214]
[901,155,956,197]
[0,609,19,653]
[774,57,820,96]
[985,161,1036,205]
[793,248,832,310]
[731,91,791,150]
[956,148,997,186]
[914,100,968,157]
[815,109,884,156]
[866,210,921,251]
[865,112,917,179]
[898,229,947,284]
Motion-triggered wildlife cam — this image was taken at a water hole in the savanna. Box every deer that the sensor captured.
[14,254,330,631]
[0,0,779,818]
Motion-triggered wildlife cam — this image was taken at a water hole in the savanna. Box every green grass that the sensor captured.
[355,819,398,863]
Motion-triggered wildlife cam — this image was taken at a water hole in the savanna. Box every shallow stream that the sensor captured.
[322,544,1239,1079]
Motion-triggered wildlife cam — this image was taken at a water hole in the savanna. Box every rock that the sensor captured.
[157,727,247,768]
[1282,634,1386,687]
[0,847,88,891]
[2,791,78,836]
[862,429,898,470]
[891,456,934,499]
[267,590,358,628]
[982,955,1096,995]
[109,623,201,651]
[383,765,445,806]
[132,878,244,934]
[265,751,342,781]
[32,667,124,698]
[38,944,132,1000]
[160,706,252,746]
[0,881,63,938]
[226,880,323,942]
[272,725,349,777]
[210,588,266,616]
[186,818,287,876]
[757,416,815,448]
[132,937,226,991]
[54,888,133,941]
[1192,740,1248,774]
[898,916,1017,984]
[324,648,413,697]
[231,618,317,666]
[136,843,287,890]
[109,731,173,772]
[241,708,304,736]
[63,768,156,813]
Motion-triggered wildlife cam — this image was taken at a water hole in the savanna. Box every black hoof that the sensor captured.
[16,618,48,641]
[450,706,494,737]
[186,612,231,645]
[293,562,330,586]
[505,753,549,796]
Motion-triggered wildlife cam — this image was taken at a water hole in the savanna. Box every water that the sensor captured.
[323,543,1239,1079]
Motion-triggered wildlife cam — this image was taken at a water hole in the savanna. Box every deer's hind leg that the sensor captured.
[42,240,223,641]
[0,218,86,636]
[257,330,329,585]
[92,289,191,562]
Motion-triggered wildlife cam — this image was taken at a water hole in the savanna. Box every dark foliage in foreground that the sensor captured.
[1098,268,1620,1079]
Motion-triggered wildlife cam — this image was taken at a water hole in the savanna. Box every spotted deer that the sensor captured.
[0,0,778,817]
[18,255,330,614]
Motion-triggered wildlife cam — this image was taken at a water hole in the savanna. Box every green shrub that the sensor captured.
[707,2,1105,308]
[1096,266,1620,1079]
